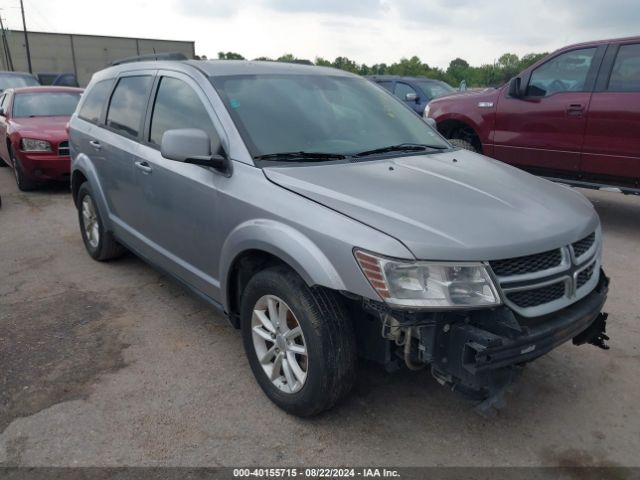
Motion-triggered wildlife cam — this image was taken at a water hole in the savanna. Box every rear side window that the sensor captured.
[376,81,394,92]
[78,79,112,123]
[149,77,217,147]
[527,48,596,96]
[608,44,640,92]
[106,76,153,138]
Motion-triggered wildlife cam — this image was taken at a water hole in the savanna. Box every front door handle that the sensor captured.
[566,103,585,117]
[135,161,152,174]
[89,140,102,150]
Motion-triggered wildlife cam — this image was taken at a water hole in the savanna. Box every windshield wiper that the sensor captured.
[254,151,347,162]
[353,143,448,157]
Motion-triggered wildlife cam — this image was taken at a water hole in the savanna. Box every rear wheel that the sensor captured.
[10,147,37,191]
[240,265,356,416]
[77,182,126,261]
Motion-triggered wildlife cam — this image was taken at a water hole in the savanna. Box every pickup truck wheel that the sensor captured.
[240,266,356,416]
[77,183,126,261]
[448,138,477,152]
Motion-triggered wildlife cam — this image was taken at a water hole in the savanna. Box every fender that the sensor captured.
[71,153,113,231]
[219,219,347,311]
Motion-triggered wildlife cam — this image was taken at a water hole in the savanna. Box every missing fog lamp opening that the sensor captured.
[355,249,501,308]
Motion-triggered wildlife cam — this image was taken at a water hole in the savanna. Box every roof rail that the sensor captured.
[111,52,188,66]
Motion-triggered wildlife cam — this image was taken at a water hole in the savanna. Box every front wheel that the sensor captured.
[10,148,37,191]
[240,266,356,416]
[448,138,478,152]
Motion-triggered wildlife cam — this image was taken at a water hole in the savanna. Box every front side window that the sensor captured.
[608,44,640,92]
[394,82,418,100]
[78,79,113,123]
[527,48,596,97]
[106,76,153,138]
[211,74,448,159]
[149,77,217,147]
[12,92,81,118]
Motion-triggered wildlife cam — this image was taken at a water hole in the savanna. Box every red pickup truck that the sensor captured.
[426,36,640,195]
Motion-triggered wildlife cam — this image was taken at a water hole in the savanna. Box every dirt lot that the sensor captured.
[0,167,639,467]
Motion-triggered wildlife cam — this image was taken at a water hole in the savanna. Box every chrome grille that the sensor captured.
[490,249,562,277]
[58,141,70,157]
[491,228,601,317]
[507,282,566,308]
[572,232,595,259]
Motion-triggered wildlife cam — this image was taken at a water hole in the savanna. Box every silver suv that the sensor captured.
[69,58,610,416]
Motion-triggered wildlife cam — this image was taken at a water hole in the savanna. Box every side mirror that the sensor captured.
[161,128,227,170]
[405,92,418,102]
[508,77,523,98]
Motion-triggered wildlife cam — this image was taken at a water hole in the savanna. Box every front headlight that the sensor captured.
[422,104,430,119]
[355,250,501,308]
[21,138,52,152]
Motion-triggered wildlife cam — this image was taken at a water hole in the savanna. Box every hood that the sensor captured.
[429,87,499,105]
[264,150,599,261]
[11,116,69,141]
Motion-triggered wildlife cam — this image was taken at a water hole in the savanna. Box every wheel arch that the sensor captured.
[70,154,112,231]
[220,220,347,325]
[437,118,483,153]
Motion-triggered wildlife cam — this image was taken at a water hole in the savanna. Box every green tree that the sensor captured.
[218,51,245,60]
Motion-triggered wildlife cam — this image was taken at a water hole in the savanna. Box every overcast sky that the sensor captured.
[2,0,638,68]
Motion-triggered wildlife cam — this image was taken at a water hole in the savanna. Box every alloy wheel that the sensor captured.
[251,294,308,393]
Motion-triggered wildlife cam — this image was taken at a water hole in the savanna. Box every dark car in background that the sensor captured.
[37,72,80,87]
[367,75,455,115]
[0,71,40,92]
[0,86,83,190]
[425,36,640,195]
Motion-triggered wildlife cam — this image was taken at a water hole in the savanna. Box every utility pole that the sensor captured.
[19,0,32,73]
[0,14,14,71]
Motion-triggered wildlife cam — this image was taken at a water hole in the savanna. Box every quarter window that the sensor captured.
[106,76,153,137]
[78,79,112,123]
[527,48,596,97]
[608,44,640,92]
[149,77,217,147]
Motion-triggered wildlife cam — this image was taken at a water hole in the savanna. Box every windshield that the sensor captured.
[0,74,39,91]
[415,80,455,99]
[12,92,81,118]
[211,74,449,159]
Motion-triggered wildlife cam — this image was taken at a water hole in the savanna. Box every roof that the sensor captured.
[92,59,354,82]
[11,86,84,94]
[366,75,444,82]
[188,59,350,77]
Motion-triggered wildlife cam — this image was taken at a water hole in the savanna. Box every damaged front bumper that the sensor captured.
[359,270,610,413]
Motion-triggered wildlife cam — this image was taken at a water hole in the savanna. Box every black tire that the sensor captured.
[448,138,478,152]
[240,265,357,417]
[77,182,126,261]
[10,147,38,191]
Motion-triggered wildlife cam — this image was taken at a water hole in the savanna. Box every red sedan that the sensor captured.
[0,86,83,190]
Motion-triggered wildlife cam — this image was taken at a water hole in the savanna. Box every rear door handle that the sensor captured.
[89,140,102,150]
[566,104,585,117]
[135,161,152,174]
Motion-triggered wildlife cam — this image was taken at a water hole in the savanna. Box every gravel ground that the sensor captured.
[0,168,639,467]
